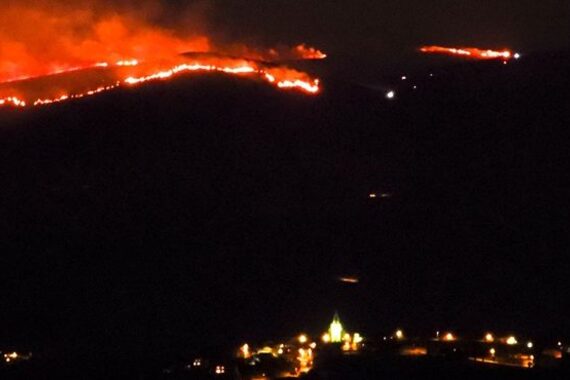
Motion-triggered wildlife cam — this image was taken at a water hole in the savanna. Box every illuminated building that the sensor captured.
[240,343,251,358]
[329,312,344,343]
[2,351,32,364]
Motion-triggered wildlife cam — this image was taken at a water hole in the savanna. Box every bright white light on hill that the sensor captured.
[386,90,395,99]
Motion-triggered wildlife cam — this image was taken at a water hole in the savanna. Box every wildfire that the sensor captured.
[294,44,327,60]
[121,61,320,94]
[0,56,321,109]
[0,96,26,107]
[0,1,326,107]
[420,46,513,60]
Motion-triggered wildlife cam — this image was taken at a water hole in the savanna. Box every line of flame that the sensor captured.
[1,61,320,109]
[420,46,512,60]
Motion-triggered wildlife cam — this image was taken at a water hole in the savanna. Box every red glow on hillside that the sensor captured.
[420,46,512,60]
[293,44,327,60]
[0,55,321,109]
[0,2,325,108]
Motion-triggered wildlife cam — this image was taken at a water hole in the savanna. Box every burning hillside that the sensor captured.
[0,55,321,108]
[420,46,518,61]
[0,1,325,108]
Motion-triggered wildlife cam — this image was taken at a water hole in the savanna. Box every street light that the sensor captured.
[395,330,404,340]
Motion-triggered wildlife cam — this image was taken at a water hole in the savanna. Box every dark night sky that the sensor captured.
[201,0,570,55]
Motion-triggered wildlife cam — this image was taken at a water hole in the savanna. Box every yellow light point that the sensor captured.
[277,348,284,355]
[395,330,404,340]
[240,343,250,358]
[369,193,377,198]
[443,333,456,341]
[297,348,312,371]
[309,342,317,349]
[322,333,331,343]
[298,334,308,344]
[258,346,274,354]
[353,333,363,344]
[343,333,352,342]
[485,333,494,343]
[527,342,533,349]
[342,341,351,351]
[506,336,518,345]
[490,348,496,356]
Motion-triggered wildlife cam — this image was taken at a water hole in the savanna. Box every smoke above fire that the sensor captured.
[0,1,325,108]
[0,1,204,82]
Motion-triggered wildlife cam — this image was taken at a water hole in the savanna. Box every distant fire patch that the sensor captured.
[420,46,515,60]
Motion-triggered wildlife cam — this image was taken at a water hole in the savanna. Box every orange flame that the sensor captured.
[0,0,326,109]
[0,55,321,109]
[420,46,512,60]
[219,43,327,62]
[0,2,325,87]
[293,44,327,60]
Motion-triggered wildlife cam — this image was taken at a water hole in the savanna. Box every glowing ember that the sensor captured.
[123,62,321,94]
[294,44,327,60]
[420,46,513,60]
[338,276,359,284]
[277,79,320,94]
[0,96,26,107]
[116,59,139,67]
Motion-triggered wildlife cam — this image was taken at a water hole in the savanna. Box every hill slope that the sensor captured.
[0,53,569,373]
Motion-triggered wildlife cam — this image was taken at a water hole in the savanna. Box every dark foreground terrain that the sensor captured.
[1,50,569,378]
[3,352,570,379]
